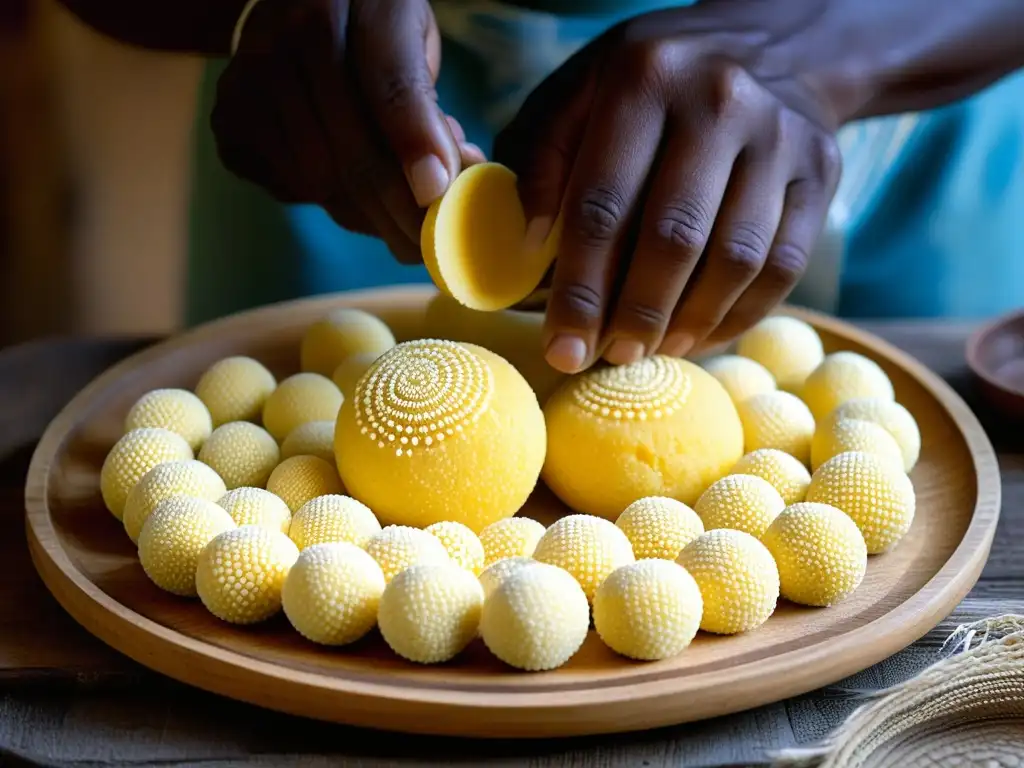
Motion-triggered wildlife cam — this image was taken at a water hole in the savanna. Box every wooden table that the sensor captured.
[2,325,1022,768]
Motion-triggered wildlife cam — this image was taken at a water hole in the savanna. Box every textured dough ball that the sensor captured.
[378,563,483,663]
[593,559,704,661]
[125,388,213,452]
[676,529,780,635]
[731,449,811,505]
[100,427,193,520]
[300,308,395,378]
[824,398,921,472]
[532,514,635,602]
[266,455,343,513]
[761,502,867,607]
[736,316,824,392]
[480,563,590,671]
[280,420,335,464]
[426,521,486,575]
[806,451,916,554]
[477,556,539,599]
[288,494,381,550]
[335,339,546,532]
[695,474,786,538]
[137,496,236,596]
[800,351,895,422]
[194,356,276,427]
[196,526,300,624]
[811,417,904,471]
[701,355,777,405]
[198,421,279,489]
[331,352,381,400]
[217,487,292,533]
[737,390,816,466]
[542,356,744,518]
[123,459,226,543]
[478,517,546,567]
[262,373,343,442]
[364,525,451,583]
[615,496,704,560]
[281,542,385,645]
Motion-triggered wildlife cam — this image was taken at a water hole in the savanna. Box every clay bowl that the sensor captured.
[967,308,1024,422]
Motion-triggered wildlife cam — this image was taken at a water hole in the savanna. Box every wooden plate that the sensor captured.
[25,286,1000,738]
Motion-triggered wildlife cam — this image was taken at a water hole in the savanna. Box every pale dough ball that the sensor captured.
[811,417,904,471]
[477,556,539,600]
[300,308,395,378]
[615,496,704,560]
[694,473,786,538]
[364,525,451,583]
[736,315,824,392]
[123,459,226,544]
[125,388,213,452]
[288,494,381,550]
[331,351,380,400]
[280,420,336,464]
[426,521,486,575]
[217,487,292,533]
[198,421,279,490]
[266,455,343,513]
[262,373,343,443]
[824,398,921,471]
[800,351,895,422]
[737,390,816,466]
[731,449,811,505]
[478,517,546,567]
[701,354,777,405]
[532,514,635,602]
[194,356,276,427]
[100,427,193,520]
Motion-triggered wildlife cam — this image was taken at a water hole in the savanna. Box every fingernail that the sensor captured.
[524,216,553,254]
[605,339,645,366]
[662,332,694,357]
[408,155,450,206]
[546,334,588,373]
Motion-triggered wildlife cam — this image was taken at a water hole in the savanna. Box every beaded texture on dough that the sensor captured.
[194,356,276,427]
[100,427,194,520]
[125,388,213,452]
[364,525,452,583]
[299,308,395,378]
[800,351,895,422]
[426,521,486,575]
[615,496,704,560]
[262,373,343,442]
[280,420,336,464]
[695,474,786,538]
[810,417,905,471]
[477,556,539,599]
[217,486,292,533]
[198,421,279,490]
[331,351,381,400]
[123,459,227,543]
[731,449,811,505]
[824,397,921,471]
[737,390,816,466]
[266,455,343,513]
[701,355,777,405]
[532,514,636,602]
[288,494,382,550]
[479,517,546,567]
[736,316,824,392]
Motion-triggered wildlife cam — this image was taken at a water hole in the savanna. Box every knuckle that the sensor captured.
[764,243,809,286]
[377,73,437,112]
[811,131,843,186]
[709,60,757,119]
[652,199,711,257]
[620,301,669,330]
[558,282,605,323]
[619,38,675,89]
[719,221,772,274]
[574,186,628,243]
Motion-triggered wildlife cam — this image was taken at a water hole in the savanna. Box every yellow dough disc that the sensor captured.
[262,373,343,443]
[266,455,343,514]
[694,473,786,538]
[736,390,816,466]
[125,388,213,452]
[532,514,635,602]
[100,427,194,520]
[810,417,904,472]
[800,351,895,422]
[335,339,546,532]
[217,486,292,533]
[331,352,381,400]
[123,459,227,544]
[700,355,777,405]
[280,420,335,464]
[194,356,276,427]
[364,525,452,583]
[615,496,704,560]
[425,521,486,575]
[736,315,824,392]
[478,516,546,567]
[421,162,561,311]
[477,556,540,599]
[300,308,395,377]
[822,397,921,471]
[288,494,381,550]
[542,355,744,518]
[198,421,280,490]
[731,448,811,505]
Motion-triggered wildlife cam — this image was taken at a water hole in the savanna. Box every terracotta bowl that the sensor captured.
[966,308,1024,421]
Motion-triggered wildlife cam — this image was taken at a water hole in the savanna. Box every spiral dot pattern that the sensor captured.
[571,356,692,421]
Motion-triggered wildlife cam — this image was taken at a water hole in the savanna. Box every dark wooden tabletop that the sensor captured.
[1,325,1022,768]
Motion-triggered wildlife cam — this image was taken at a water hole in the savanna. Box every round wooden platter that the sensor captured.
[25,285,1000,739]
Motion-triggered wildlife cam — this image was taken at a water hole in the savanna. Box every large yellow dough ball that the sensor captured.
[736,315,824,392]
[593,559,704,661]
[731,449,811,505]
[426,521,485,575]
[824,398,921,472]
[806,451,916,554]
[480,562,590,671]
[123,459,226,544]
[695,474,785,538]
[701,355,776,405]
[761,502,867,607]
[281,542,385,646]
[800,351,895,422]
[810,417,904,471]
[335,339,546,532]
[137,496,236,596]
[532,514,635,602]
[676,529,780,635]
[280,420,335,464]
[737,390,816,466]
[125,388,213,452]
[217,487,292,533]
[542,356,743,518]
[477,556,539,599]
[194,356,276,427]
[364,525,451,583]
[262,373,343,442]
[198,421,279,489]
[478,517,546,567]
[615,496,704,560]
[300,308,395,378]
[196,526,300,624]
[266,455,343,513]
[378,563,483,664]
[100,427,193,520]
[289,494,381,550]
[331,352,380,399]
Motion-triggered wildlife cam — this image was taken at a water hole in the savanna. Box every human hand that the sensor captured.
[495,2,842,373]
[211,0,485,264]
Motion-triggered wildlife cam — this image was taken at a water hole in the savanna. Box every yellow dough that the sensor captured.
[478,517,546,567]
[198,421,279,490]
[364,525,452,583]
[194,356,276,427]
[100,427,193,520]
[542,355,743,518]
[800,351,895,422]
[288,494,381,550]
[477,556,539,599]
[266,455,343,513]
[335,339,546,532]
[300,308,395,378]
[700,355,777,405]
[614,496,704,560]
[694,473,786,538]
[125,388,213,452]
[810,417,905,471]
[532,514,635,602]
[280,420,336,464]
[736,390,816,466]
[331,352,381,400]
[736,316,824,392]
[425,521,486,575]
[731,449,811,505]
[217,487,292,533]
[821,398,921,472]
[421,162,561,312]
[123,459,227,544]
[262,373,343,442]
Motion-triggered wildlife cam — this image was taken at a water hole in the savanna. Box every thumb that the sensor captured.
[350,0,459,207]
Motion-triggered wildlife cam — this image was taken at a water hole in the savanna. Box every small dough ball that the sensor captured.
[615,496,704,560]
[806,451,916,554]
[300,308,395,378]
[532,514,635,602]
[288,494,381,550]
[217,487,292,533]
[378,563,483,663]
[137,496,236,596]
[336,339,546,532]
[676,529,780,635]
[266,455,343,513]
[825,398,921,472]
[695,474,786,538]
[811,417,904,471]
[123,459,226,543]
[198,421,279,489]
[478,556,539,599]
[761,502,867,607]
[800,351,895,422]
[542,356,744,518]
[282,542,385,645]
[731,449,811,505]
[736,316,824,392]
[100,427,193,520]
[280,420,335,464]
[479,517,546,567]
[196,526,300,624]
[593,559,704,661]
[125,388,212,452]
[364,525,451,583]
[737,390,816,466]
[331,352,380,399]
[426,521,486,575]
[263,373,343,442]
[480,563,590,671]
[194,356,276,427]
[701,355,777,405]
